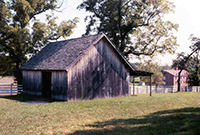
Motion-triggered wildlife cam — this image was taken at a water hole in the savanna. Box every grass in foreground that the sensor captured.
[0,92,200,135]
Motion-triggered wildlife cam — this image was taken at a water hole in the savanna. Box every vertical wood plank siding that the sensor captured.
[51,71,67,100]
[67,38,130,101]
[23,71,42,95]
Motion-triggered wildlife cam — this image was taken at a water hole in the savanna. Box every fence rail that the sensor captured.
[0,84,23,96]
[0,84,199,96]
[130,85,200,95]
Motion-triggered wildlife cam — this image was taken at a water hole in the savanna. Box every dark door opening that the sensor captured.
[42,72,52,99]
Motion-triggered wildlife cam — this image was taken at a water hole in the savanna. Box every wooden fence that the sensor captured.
[0,84,23,96]
[130,85,200,95]
[0,84,199,96]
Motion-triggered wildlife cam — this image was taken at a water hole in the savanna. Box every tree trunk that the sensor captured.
[14,60,23,94]
[119,37,126,53]
[14,61,23,85]
[177,48,199,92]
[177,69,183,92]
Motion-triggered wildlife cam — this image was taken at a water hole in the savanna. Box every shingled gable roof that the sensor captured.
[21,33,102,70]
[21,33,153,76]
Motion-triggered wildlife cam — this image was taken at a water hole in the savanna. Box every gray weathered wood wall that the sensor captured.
[23,71,42,95]
[23,70,68,100]
[51,71,67,100]
[67,38,130,101]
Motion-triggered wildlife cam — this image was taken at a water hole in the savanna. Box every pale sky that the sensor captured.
[38,0,200,65]
[160,0,200,65]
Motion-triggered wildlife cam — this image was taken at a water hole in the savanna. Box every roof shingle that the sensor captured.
[21,34,102,70]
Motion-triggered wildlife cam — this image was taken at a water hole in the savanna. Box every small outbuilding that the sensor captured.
[21,33,153,101]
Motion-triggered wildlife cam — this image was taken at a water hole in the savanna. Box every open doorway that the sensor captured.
[42,72,52,99]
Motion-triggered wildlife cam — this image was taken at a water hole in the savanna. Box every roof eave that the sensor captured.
[130,70,154,76]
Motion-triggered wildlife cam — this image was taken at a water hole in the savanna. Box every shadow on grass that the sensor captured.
[69,107,200,135]
[0,94,48,102]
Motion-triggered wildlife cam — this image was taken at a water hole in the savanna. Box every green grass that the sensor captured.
[0,92,200,135]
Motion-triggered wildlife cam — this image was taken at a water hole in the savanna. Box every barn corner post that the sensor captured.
[150,75,152,96]
[132,76,135,96]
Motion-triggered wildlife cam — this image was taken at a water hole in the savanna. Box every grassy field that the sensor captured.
[0,92,200,135]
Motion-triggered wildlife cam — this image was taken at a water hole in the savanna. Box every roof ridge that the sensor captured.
[49,33,103,44]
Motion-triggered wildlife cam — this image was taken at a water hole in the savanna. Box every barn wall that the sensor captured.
[67,38,130,101]
[22,71,42,95]
[51,71,67,100]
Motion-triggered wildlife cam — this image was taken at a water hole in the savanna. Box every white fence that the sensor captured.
[130,85,200,95]
[0,84,23,96]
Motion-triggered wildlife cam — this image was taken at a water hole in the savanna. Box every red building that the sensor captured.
[162,69,189,86]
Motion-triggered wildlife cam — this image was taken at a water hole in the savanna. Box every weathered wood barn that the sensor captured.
[21,33,153,101]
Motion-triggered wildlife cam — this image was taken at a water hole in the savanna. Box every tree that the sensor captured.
[78,0,178,57]
[188,56,200,86]
[136,60,165,86]
[172,35,200,91]
[173,51,200,86]
[0,0,79,84]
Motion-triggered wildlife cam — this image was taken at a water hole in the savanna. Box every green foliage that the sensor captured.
[136,60,165,86]
[0,93,200,134]
[131,17,179,56]
[12,0,56,27]
[172,52,187,69]
[0,0,79,82]
[0,55,16,75]
[31,15,79,54]
[78,0,179,57]
[188,69,200,86]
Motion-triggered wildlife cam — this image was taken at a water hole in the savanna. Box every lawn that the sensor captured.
[0,92,200,135]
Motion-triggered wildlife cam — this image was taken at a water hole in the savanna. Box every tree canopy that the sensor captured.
[0,0,79,83]
[136,60,165,86]
[78,0,179,57]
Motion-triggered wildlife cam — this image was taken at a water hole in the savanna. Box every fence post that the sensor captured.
[133,76,135,95]
[164,85,166,93]
[150,75,152,96]
[10,84,13,95]
[155,85,157,93]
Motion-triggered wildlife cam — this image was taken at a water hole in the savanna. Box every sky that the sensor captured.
[160,0,200,65]
[39,0,200,65]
